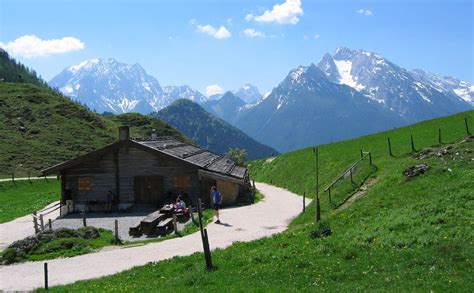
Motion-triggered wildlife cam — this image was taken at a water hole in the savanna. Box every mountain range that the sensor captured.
[204,48,473,152]
[49,58,262,114]
[49,47,473,153]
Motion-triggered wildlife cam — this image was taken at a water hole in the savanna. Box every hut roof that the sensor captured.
[42,137,248,182]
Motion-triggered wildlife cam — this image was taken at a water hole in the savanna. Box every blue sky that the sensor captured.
[1,0,472,95]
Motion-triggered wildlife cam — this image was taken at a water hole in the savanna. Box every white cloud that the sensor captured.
[189,18,197,25]
[357,9,373,16]
[314,34,320,39]
[243,28,266,38]
[0,35,85,58]
[246,0,303,25]
[206,84,225,96]
[196,24,231,39]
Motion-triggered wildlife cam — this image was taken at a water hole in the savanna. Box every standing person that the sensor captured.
[211,186,222,224]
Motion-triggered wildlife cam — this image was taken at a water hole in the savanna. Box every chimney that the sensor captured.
[151,129,157,140]
[118,126,130,141]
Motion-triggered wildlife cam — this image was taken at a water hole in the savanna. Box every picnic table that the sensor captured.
[140,210,168,235]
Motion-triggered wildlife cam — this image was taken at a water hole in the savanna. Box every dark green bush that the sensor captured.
[1,248,18,265]
[310,221,332,239]
[79,227,100,239]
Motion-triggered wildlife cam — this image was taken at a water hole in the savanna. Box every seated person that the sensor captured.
[174,195,189,216]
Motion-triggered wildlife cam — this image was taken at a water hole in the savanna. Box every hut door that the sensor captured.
[134,176,164,205]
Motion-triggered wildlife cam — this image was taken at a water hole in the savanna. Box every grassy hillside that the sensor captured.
[0,83,190,176]
[0,180,60,223]
[155,99,278,160]
[49,111,473,291]
[0,82,115,175]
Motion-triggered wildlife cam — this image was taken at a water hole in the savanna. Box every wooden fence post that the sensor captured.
[350,168,354,183]
[252,179,256,190]
[197,199,213,270]
[410,134,416,152]
[316,194,321,222]
[328,188,332,204]
[303,192,306,213]
[82,210,87,227]
[465,117,471,135]
[44,262,48,291]
[438,128,442,144]
[39,214,44,231]
[48,219,52,229]
[11,173,15,183]
[203,228,213,271]
[369,152,373,165]
[33,211,39,233]
[360,149,363,158]
[114,219,119,243]
[387,137,393,156]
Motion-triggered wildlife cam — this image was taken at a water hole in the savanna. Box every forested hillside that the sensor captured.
[155,99,277,159]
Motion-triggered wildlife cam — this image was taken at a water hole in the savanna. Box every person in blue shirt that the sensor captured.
[211,186,222,224]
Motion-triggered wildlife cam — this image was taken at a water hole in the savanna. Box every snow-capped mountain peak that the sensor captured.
[49,59,209,114]
[317,47,472,121]
[232,83,262,104]
[68,58,101,73]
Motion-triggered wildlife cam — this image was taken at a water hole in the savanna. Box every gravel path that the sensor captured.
[0,182,308,291]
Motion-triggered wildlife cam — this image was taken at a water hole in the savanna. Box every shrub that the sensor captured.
[1,248,18,265]
[55,228,81,238]
[310,221,332,239]
[79,226,100,239]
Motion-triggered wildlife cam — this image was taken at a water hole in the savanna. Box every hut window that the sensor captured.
[172,176,191,190]
[78,177,91,192]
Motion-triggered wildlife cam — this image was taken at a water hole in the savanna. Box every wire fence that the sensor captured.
[323,115,472,209]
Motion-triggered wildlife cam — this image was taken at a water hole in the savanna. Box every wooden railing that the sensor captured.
[324,151,372,204]
[32,202,61,233]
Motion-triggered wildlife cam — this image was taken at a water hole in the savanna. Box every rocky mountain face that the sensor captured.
[233,64,404,153]
[49,58,163,114]
[205,48,472,153]
[155,99,277,160]
[409,69,474,106]
[232,83,262,104]
[317,47,472,122]
[49,59,209,114]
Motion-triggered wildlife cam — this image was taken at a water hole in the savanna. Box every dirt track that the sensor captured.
[0,182,308,291]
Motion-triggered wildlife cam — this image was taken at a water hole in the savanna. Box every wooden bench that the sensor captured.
[128,222,142,237]
[141,211,168,235]
[156,218,174,235]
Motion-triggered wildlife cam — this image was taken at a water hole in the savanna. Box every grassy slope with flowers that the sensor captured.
[46,110,473,292]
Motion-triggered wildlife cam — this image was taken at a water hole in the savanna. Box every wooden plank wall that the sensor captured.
[64,152,116,204]
[118,147,200,204]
